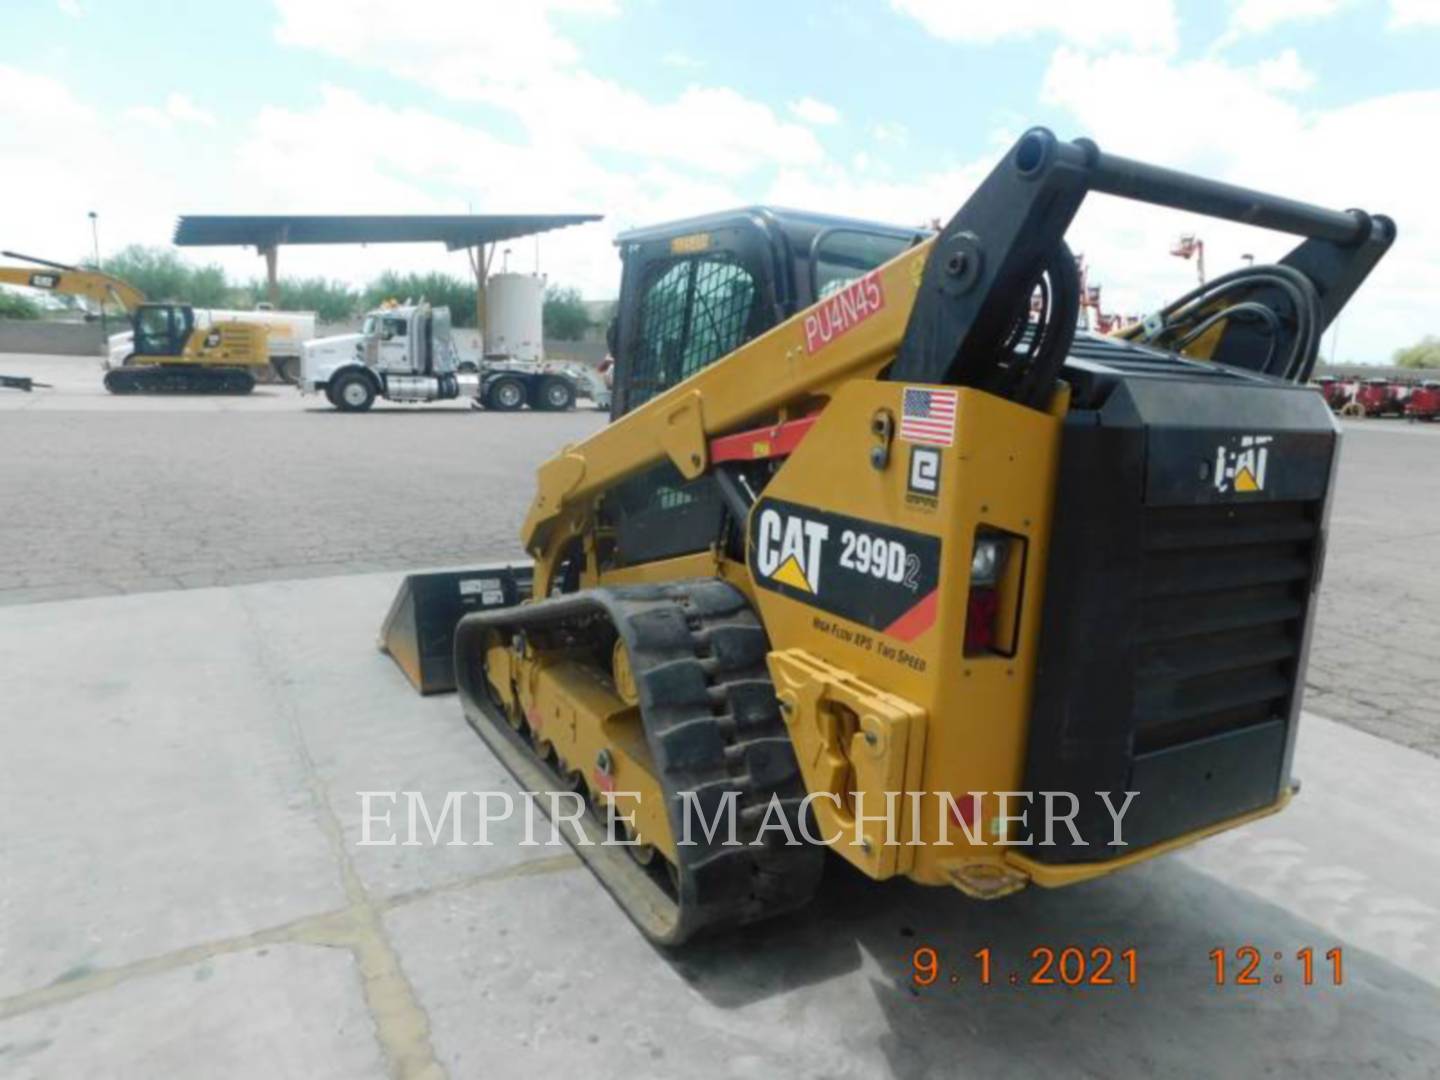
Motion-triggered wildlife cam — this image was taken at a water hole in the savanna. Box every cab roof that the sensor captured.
[614,205,929,248]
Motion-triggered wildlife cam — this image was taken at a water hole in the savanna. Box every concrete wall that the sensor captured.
[1315,363,1440,382]
[0,320,104,356]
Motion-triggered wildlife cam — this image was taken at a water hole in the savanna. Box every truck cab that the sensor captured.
[300,302,467,411]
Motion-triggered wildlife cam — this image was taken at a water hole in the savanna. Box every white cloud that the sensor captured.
[273,0,819,177]
[4,7,1431,361]
[1255,48,1316,91]
[1389,0,1440,25]
[870,121,908,144]
[0,64,178,265]
[1226,0,1347,36]
[891,0,1177,52]
[56,0,82,16]
[165,93,216,126]
[125,92,216,129]
[230,86,746,297]
[789,96,840,126]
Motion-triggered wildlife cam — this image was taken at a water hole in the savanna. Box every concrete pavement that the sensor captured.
[1,570,1437,1078]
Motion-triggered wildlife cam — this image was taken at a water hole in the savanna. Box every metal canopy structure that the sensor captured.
[171,213,603,320]
[173,213,600,252]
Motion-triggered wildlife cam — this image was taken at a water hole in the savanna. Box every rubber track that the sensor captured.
[103,366,255,395]
[454,579,824,944]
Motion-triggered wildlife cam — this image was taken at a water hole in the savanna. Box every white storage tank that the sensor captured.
[485,272,545,361]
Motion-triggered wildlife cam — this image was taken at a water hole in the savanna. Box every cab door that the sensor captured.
[603,223,780,567]
[612,225,776,418]
[131,304,191,358]
[376,314,412,373]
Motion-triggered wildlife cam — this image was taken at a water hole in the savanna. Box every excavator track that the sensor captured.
[103,365,256,395]
[454,579,824,945]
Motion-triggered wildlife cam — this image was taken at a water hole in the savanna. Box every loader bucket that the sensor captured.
[379,563,533,694]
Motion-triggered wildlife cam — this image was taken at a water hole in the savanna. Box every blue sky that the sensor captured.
[4,0,1439,359]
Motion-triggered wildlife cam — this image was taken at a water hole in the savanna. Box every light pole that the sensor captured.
[87,210,106,336]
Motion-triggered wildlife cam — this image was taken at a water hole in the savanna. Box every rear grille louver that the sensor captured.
[1134,500,1319,754]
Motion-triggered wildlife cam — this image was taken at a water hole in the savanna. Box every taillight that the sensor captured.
[964,533,1019,657]
[964,587,999,653]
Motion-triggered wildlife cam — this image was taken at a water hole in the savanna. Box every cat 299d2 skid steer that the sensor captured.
[397,128,1393,945]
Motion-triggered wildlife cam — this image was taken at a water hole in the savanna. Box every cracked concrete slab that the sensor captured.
[383,709,1440,1079]
[386,826,1440,1080]
[1,529,1437,1077]
[0,588,347,999]
[0,944,384,1080]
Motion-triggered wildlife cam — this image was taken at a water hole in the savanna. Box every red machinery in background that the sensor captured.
[1075,254,1138,333]
[1315,376,1353,412]
[1405,380,1440,421]
[1354,377,1409,417]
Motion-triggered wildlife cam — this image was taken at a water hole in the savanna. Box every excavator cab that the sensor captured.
[132,303,196,358]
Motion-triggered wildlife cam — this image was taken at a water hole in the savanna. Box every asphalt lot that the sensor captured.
[0,355,604,604]
[3,352,1437,757]
[2,353,1439,1078]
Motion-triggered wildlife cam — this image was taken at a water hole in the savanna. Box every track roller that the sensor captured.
[454,579,825,945]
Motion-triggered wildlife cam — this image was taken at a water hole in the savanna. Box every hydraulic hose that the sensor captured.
[1137,263,1324,383]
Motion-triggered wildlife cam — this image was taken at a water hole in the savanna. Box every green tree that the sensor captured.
[102,245,230,307]
[0,291,42,319]
[362,271,478,327]
[1394,335,1440,370]
[543,285,590,341]
[233,277,358,323]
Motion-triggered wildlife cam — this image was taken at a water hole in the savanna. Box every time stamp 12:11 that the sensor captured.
[910,946,1345,988]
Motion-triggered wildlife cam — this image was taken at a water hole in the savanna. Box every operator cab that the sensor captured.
[132,303,195,358]
[596,207,927,576]
[609,207,928,419]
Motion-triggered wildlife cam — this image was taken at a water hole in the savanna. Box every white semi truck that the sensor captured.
[299,302,608,413]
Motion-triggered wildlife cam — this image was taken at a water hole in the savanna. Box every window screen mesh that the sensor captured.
[628,253,756,409]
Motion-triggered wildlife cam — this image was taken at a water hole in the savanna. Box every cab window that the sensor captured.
[136,307,170,338]
[628,253,758,409]
[812,229,917,299]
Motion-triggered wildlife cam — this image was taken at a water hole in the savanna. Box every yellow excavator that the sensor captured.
[0,252,269,394]
[384,128,1393,945]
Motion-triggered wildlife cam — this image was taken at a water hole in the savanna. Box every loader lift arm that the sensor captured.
[522,127,1394,566]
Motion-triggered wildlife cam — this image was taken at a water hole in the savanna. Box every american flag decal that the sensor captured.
[899,386,958,446]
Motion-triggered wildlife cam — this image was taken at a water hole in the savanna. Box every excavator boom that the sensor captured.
[0,251,146,312]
